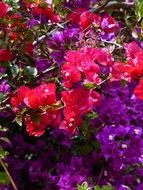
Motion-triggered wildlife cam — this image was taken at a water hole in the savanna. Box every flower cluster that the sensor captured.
[10,83,98,136]
[1,0,143,190]
[10,83,61,136]
[61,46,113,88]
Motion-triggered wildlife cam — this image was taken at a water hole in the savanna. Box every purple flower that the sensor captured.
[53,157,89,190]
[51,49,65,67]
[35,57,51,72]
[52,31,64,44]
[63,28,79,41]
[100,13,119,41]
[97,124,143,170]
[0,80,11,93]
[50,129,72,148]
[27,18,40,28]
[0,66,6,74]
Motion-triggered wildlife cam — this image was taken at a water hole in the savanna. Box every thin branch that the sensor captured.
[33,20,70,46]
[101,39,122,48]
[0,158,18,190]
[92,0,110,12]
[92,1,135,13]
[101,2,134,12]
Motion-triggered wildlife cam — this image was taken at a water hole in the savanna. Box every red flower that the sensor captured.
[44,7,61,22]
[134,80,143,99]
[111,62,129,81]
[111,42,143,82]
[67,8,87,24]
[82,63,100,84]
[61,63,81,88]
[124,42,143,68]
[91,90,101,106]
[11,82,60,137]
[63,47,103,85]
[125,41,141,60]
[61,87,94,133]
[32,6,61,23]
[23,83,57,109]
[25,109,61,137]
[80,11,101,30]
[24,43,34,55]
[25,116,46,137]
[94,48,114,66]
[32,7,43,15]
[40,83,57,105]
[59,120,77,135]
[10,97,20,108]
[0,49,13,62]
[101,13,119,34]
[17,86,31,102]
[0,1,10,18]
[11,83,57,110]
[5,13,27,40]
[23,89,40,109]
[128,66,143,80]
[41,110,61,127]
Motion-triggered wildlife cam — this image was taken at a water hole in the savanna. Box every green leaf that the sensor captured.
[25,66,38,79]
[77,181,90,190]
[0,93,5,102]
[121,79,127,88]
[136,0,143,19]
[0,61,10,68]
[84,82,96,89]
[0,172,10,185]
[94,186,101,190]
[0,147,9,158]
[86,111,98,120]
[91,140,100,151]
[15,116,23,126]
[10,65,19,78]
[30,114,41,124]
[80,144,93,154]
[82,182,88,189]
[94,185,113,190]
[53,0,61,5]
[102,185,113,190]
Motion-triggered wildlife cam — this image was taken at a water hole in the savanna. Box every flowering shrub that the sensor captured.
[1,0,143,190]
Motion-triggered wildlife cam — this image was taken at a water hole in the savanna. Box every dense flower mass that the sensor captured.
[1,0,143,190]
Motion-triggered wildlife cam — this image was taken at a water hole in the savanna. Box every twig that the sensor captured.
[101,2,134,12]
[92,0,110,13]
[33,20,70,46]
[99,74,112,86]
[0,158,18,190]
[101,39,122,48]
[96,167,104,185]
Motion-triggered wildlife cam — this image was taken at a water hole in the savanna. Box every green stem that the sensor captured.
[0,158,18,190]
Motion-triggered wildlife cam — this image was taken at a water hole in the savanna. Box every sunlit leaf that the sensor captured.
[0,172,10,185]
